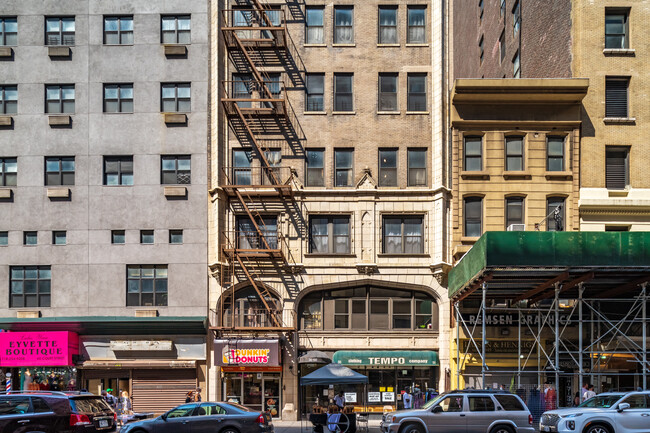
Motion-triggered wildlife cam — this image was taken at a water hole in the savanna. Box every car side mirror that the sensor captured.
[618,403,630,412]
[432,406,443,414]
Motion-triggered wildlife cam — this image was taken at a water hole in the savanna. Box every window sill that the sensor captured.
[460,236,480,243]
[304,111,327,115]
[461,171,489,180]
[163,112,188,125]
[305,253,356,258]
[405,43,429,47]
[0,46,13,58]
[0,188,13,199]
[377,253,429,258]
[102,185,133,187]
[104,111,134,115]
[332,111,356,115]
[604,117,636,125]
[377,43,400,47]
[502,171,531,179]
[304,43,327,47]
[377,111,401,115]
[607,188,629,197]
[104,43,134,47]
[48,46,72,57]
[332,43,356,47]
[603,48,635,56]
[0,115,13,127]
[544,171,573,180]
[406,111,429,115]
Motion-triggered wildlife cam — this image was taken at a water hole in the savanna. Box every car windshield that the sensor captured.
[422,393,448,410]
[578,394,624,408]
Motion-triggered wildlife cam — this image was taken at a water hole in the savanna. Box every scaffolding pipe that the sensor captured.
[643,283,647,390]
[518,309,521,389]
[482,282,487,389]
[554,284,560,407]
[456,302,460,390]
[538,309,541,390]
[578,284,584,400]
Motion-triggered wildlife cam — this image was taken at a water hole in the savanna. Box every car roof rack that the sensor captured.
[0,390,94,396]
[448,389,512,394]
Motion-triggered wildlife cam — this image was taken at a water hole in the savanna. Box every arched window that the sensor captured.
[298,285,438,332]
[223,286,281,328]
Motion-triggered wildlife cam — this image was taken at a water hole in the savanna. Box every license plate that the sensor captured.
[99,419,109,428]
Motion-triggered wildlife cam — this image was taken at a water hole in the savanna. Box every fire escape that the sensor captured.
[212,0,304,334]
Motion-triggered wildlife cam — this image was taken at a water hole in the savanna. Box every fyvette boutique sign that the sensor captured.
[214,339,280,367]
[0,331,79,367]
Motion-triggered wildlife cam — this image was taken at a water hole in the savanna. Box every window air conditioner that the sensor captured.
[507,224,526,231]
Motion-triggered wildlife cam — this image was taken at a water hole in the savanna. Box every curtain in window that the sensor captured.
[379,9,397,44]
[384,218,402,254]
[408,9,425,43]
[310,218,328,253]
[335,9,353,44]
[404,218,423,254]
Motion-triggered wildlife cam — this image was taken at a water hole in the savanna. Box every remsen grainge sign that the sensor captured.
[0,331,79,367]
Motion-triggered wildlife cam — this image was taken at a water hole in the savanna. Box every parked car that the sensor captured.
[540,391,650,433]
[0,390,117,433]
[381,390,534,433]
[119,401,274,433]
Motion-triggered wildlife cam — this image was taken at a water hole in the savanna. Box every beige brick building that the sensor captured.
[574,1,650,231]
[208,0,450,419]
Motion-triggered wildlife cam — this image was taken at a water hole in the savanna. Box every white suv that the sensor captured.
[540,391,650,433]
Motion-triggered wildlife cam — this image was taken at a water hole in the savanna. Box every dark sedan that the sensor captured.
[119,401,274,433]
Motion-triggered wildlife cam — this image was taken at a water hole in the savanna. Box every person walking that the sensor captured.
[583,384,596,401]
[402,389,413,409]
[194,387,202,402]
[333,391,345,410]
[118,390,133,426]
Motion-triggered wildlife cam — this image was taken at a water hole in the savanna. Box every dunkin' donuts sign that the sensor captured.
[214,339,279,366]
[0,331,79,367]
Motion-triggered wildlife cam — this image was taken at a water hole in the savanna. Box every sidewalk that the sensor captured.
[273,419,383,433]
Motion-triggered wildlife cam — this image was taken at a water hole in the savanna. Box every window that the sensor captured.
[464,136,482,171]
[370,299,389,330]
[334,6,353,44]
[45,85,74,114]
[605,77,629,118]
[469,396,495,412]
[140,230,154,244]
[169,230,183,244]
[546,136,565,171]
[0,157,17,186]
[439,396,464,412]
[379,149,397,187]
[198,403,228,416]
[606,225,630,232]
[305,7,324,44]
[546,197,565,232]
[45,17,74,45]
[378,6,397,44]
[513,51,520,78]
[232,149,252,185]
[408,149,427,186]
[104,16,133,44]
[621,394,649,409]
[161,15,190,44]
[500,0,506,17]
[495,394,525,411]
[165,404,195,419]
[464,197,482,237]
[606,147,629,190]
[23,231,37,245]
[407,6,426,44]
[232,74,252,109]
[0,86,17,114]
[0,231,7,246]
[505,136,524,171]
[103,156,133,186]
[0,397,30,414]
[407,74,426,111]
[127,265,168,307]
[334,73,353,112]
[505,197,524,229]
[306,149,324,187]
[512,1,520,36]
[31,398,51,413]
[499,30,506,62]
[334,149,353,187]
[306,73,324,112]
[10,266,51,308]
[0,17,17,46]
[161,155,191,184]
[236,216,277,249]
[378,73,398,112]
[382,216,424,254]
[45,157,75,186]
[112,230,125,244]
[605,11,628,49]
[334,299,350,329]
[479,35,484,65]
[161,83,190,112]
[52,231,66,245]
[393,299,411,329]
[309,216,350,254]
[104,84,133,113]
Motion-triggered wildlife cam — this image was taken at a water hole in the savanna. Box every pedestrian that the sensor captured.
[185,391,194,403]
[573,392,581,407]
[118,390,133,426]
[581,382,588,401]
[333,391,345,409]
[194,387,202,402]
[544,384,557,411]
[583,384,596,401]
[403,388,413,409]
[102,390,116,409]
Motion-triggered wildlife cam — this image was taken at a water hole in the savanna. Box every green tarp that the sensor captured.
[332,350,439,366]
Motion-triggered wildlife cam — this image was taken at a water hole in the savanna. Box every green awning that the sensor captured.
[333,350,439,366]
[448,232,650,301]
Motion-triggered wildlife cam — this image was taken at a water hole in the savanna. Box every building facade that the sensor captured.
[208,0,450,419]
[0,0,209,413]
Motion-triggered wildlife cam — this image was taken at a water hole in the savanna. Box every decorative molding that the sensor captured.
[356,167,377,190]
[355,263,378,275]
[286,263,305,274]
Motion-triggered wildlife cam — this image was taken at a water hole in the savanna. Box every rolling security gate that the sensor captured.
[132,369,197,414]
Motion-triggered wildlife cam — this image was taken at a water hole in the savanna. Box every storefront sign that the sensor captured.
[109,340,173,351]
[0,331,78,367]
[460,339,536,354]
[382,392,395,402]
[214,339,280,367]
[332,350,439,366]
[344,392,357,403]
[368,392,381,403]
[462,313,572,326]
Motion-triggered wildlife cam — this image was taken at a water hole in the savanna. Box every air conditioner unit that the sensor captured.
[507,224,526,231]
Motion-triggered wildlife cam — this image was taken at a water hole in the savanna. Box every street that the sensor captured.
[273,419,383,433]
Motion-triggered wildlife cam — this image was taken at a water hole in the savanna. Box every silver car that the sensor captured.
[380,391,535,433]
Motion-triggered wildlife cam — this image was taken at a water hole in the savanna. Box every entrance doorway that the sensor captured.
[223,372,281,417]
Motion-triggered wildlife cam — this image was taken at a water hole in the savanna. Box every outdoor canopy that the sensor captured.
[300,363,369,385]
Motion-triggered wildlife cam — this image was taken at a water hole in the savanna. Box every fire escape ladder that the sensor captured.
[235,254,283,328]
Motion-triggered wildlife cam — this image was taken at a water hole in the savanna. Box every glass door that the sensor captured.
[224,374,243,404]
[263,376,281,418]
[243,373,263,412]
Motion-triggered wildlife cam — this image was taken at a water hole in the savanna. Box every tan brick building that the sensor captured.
[208,0,450,419]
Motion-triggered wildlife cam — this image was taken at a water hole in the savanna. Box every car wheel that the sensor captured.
[220,428,240,433]
[490,426,515,433]
[401,424,424,433]
[585,425,612,433]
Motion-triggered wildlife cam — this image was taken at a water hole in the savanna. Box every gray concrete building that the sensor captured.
[0,0,209,412]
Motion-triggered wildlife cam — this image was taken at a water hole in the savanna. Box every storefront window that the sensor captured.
[300,295,322,330]
[17,367,77,391]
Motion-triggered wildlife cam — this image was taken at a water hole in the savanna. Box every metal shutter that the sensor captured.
[132,369,196,414]
[606,150,628,189]
[605,79,628,117]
